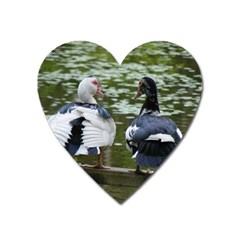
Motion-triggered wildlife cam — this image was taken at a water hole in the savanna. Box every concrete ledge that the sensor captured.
[82,166,152,187]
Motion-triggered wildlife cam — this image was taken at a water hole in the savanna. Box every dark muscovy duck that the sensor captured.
[125,77,182,174]
[48,76,116,169]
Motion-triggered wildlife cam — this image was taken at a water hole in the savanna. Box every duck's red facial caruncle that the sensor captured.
[92,79,104,97]
[133,79,144,99]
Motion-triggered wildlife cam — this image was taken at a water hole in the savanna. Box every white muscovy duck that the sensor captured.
[125,77,182,174]
[48,76,116,169]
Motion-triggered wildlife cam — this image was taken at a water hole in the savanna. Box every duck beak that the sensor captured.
[133,89,142,99]
[133,79,144,99]
[96,88,104,97]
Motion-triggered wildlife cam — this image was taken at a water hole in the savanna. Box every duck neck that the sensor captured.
[79,94,97,104]
[78,90,97,104]
[140,95,160,115]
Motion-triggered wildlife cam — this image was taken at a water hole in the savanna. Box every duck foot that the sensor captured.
[135,169,151,175]
[79,148,110,169]
[80,163,111,169]
[129,165,154,175]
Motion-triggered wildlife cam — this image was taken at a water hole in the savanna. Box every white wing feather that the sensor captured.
[48,112,79,146]
[125,124,175,142]
[48,106,116,149]
[146,133,175,142]
[76,106,116,147]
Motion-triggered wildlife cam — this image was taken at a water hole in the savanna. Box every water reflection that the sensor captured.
[38,41,202,202]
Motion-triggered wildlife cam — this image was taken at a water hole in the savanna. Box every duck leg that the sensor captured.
[135,165,147,175]
[130,165,153,175]
[80,148,110,169]
[135,165,143,174]
[95,150,111,169]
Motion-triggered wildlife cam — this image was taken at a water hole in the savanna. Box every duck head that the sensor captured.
[78,76,104,103]
[134,77,158,102]
[134,77,160,114]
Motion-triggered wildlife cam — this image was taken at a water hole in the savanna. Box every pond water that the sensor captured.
[38,41,202,203]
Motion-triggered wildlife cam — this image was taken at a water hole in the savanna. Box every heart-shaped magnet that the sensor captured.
[38,41,203,204]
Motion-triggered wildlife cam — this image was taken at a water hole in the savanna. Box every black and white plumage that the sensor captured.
[48,76,116,168]
[125,77,182,173]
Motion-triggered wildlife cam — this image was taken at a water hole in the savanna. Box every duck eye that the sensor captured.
[92,80,98,86]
